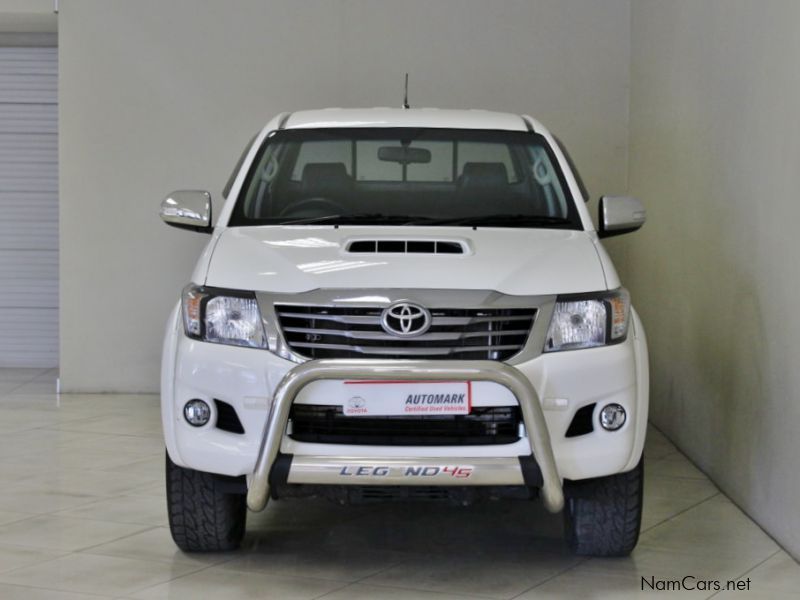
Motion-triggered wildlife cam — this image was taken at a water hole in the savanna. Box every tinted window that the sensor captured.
[222,133,258,199]
[554,136,589,202]
[230,128,582,229]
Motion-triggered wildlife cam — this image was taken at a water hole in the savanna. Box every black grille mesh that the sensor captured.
[289,404,521,446]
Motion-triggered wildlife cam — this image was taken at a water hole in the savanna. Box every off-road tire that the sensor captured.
[563,456,644,557]
[166,452,246,552]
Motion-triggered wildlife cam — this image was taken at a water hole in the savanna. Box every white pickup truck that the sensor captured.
[159,107,649,556]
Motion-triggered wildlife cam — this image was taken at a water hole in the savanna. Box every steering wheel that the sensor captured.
[278,197,348,218]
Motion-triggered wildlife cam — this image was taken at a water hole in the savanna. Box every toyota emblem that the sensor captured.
[380,302,432,337]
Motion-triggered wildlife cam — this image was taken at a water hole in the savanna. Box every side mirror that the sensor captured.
[598,196,646,238]
[160,190,213,233]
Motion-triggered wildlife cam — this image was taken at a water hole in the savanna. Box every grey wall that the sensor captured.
[0,0,56,38]
[58,0,631,392]
[626,0,800,558]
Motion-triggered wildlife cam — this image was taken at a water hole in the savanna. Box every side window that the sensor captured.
[290,140,352,180]
[356,140,401,181]
[407,141,453,182]
[457,142,517,182]
[356,141,454,182]
[222,133,258,198]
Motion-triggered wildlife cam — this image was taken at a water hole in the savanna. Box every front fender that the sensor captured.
[623,306,649,471]
[161,301,185,466]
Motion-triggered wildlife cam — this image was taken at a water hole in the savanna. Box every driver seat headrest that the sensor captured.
[301,162,352,197]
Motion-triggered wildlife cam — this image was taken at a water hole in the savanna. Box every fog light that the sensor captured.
[599,403,626,431]
[184,399,211,427]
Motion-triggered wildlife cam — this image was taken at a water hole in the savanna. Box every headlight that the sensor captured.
[544,288,630,352]
[181,284,266,348]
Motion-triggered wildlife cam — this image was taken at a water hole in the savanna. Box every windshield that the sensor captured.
[229,128,582,229]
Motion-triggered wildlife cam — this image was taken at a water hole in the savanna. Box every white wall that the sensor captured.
[58,0,631,392]
[626,0,800,558]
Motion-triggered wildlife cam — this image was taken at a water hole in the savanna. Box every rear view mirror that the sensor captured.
[378,146,431,165]
[598,196,646,238]
[160,190,213,233]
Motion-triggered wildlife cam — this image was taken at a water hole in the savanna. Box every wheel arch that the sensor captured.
[623,306,649,471]
[161,301,186,466]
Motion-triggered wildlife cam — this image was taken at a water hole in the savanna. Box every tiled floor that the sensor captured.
[0,367,797,599]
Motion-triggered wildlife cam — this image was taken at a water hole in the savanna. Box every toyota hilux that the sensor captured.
[159,107,649,556]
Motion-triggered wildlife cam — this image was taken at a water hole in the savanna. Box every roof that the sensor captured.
[281,107,531,132]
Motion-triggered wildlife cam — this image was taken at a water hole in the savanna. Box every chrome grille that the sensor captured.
[275,305,536,360]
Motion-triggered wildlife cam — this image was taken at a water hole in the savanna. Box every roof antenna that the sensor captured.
[402,73,410,109]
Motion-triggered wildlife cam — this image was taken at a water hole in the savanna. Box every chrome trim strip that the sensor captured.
[282,326,531,341]
[264,288,546,310]
[275,311,534,326]
[287,456,526,486]
[288,342,523,355]
[246,359,564,514]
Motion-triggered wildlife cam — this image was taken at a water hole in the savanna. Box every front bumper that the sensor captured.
[161,303,649,505]
[246,359,564,513]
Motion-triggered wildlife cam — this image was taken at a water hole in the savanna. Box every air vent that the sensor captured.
[565,403,596,438]
[359,487,453,502]
[214,400,245,434]
[347,240,465,254]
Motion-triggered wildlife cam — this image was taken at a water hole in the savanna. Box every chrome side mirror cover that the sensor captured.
[598,196,646,238]
[160,190,213,233]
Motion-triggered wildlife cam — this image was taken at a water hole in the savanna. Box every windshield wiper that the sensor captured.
[408,214,574,228]
[275,213,572,228]
[278,213,437,226]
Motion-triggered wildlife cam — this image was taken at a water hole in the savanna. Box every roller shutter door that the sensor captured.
[0,47,58,367]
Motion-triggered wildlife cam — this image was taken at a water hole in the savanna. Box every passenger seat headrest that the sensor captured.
[301,162,352,196]
[458,162,509,189]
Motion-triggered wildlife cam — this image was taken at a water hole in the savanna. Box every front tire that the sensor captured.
[166,452,247,552]
[563,456,644,557]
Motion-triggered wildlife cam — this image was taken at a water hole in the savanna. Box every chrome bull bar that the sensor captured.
[246,359,564,513]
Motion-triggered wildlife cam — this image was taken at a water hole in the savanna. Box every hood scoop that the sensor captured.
[346,239,467,255]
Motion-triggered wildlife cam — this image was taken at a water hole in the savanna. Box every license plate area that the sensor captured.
[340,380,472,416]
